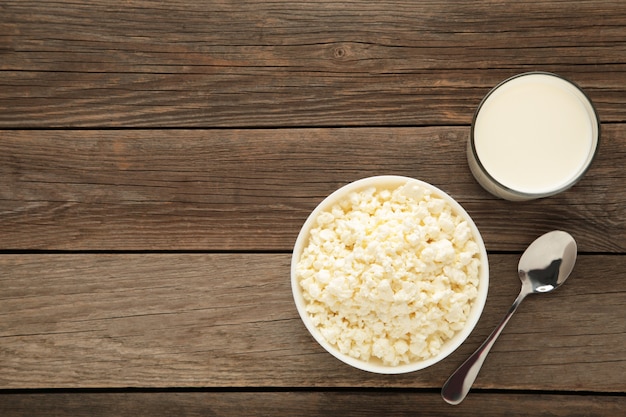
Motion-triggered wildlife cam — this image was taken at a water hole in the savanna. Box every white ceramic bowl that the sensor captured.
[291,176,489,374]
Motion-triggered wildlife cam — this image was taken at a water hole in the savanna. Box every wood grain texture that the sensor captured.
[1,253,624,390]
[1,127,624,252]
[1,0,625,127]
[0,391,624,417]
[1,0,625,413]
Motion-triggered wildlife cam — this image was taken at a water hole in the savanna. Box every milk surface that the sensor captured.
[473,73,596,194]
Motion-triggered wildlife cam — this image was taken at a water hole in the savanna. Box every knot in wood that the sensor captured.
[333,46,347,59]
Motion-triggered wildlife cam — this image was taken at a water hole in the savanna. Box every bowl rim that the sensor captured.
[291,175,489,374]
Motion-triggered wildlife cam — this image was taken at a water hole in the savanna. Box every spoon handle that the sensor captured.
[441,291,528,405]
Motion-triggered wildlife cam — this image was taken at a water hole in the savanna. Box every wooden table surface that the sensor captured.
[1,1,625,415]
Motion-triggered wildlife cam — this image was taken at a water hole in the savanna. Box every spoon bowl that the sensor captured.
[441,230,577,405]
[519,230,578,294]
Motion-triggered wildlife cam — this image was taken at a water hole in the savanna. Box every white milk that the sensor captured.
[469,72,599,200]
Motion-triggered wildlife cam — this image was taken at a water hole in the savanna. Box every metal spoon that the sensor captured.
[441,230,577,405]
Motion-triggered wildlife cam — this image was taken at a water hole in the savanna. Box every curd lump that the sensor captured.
[295,182,480,366]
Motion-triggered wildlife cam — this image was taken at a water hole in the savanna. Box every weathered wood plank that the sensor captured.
[1,0,625,127]
[0,253,623,390]
[0,127,623,252]
[0,391,624,417]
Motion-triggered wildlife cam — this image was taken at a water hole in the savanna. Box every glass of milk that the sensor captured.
[468,72,600,201]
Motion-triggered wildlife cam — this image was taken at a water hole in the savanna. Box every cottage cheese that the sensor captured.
[295,182,481,366]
